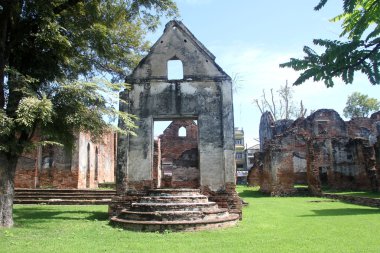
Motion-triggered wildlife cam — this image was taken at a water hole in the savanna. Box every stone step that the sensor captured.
[14,188,116,205]
[148,188,201,196]
[139,195,208,203]
[16,192,115,196]
[15,195,114,200]
[14,199,111,205]
[15,189,116,194]
[119,209,230,221]
[110,213,240,232]
[131,202,218,212]
[110,188,240,232]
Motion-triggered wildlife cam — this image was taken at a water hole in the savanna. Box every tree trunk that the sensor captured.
[0,151,17,228]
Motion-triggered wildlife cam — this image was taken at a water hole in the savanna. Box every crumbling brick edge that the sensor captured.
[322,193,380,208]
[200,183,243,219]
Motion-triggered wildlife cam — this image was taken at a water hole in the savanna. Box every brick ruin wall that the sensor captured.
[158,120,199,189]
[200,183,242,217]
[76,132,115,189]
[250,110,380,196]
[14,135,79,188]
[15,132,115,189]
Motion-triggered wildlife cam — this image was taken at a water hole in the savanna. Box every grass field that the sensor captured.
[1,186,380,253]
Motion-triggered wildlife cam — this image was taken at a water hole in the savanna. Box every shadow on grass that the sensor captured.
[13,207,108,224]
[300,207,380,217]
[238,190,269,198]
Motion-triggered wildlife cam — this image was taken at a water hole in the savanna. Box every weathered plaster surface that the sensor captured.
[113,20,240,216]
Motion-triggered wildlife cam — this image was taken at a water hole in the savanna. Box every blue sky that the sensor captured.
[150,0,380,147]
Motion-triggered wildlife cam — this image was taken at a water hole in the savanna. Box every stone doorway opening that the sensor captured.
[153,119,199,189]
[319,166,329,186]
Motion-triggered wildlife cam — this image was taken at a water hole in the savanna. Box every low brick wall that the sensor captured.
[15,167,78,189]
[322,193,380,208]
[200,184,242,218]
[108,192,146,217]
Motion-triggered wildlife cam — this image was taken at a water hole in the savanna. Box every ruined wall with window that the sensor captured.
[111,20,241,218]
[157,120,199,188]
[14,131,115,189]
[252,109,380,196]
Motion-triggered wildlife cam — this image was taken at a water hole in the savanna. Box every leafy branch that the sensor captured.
[280,0,380,87]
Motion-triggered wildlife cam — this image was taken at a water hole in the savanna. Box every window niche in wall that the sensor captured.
[316,120,329,135]
[178,126,186,137]
[167,59,183,80]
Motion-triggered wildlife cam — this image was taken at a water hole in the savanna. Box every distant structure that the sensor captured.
[249,109,380,196]
[15,132,116,189]
[245,144,260,171]
[234,128,260,184]
[234,128,246,184]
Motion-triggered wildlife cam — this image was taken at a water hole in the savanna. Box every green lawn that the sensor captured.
[1,186,380,253]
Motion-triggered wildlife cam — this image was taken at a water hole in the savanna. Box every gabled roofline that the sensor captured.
[127,20,230,81]
[164,20,216,61]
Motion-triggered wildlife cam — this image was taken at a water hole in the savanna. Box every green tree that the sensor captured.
[0,0,177,228]
[280,0,380,87]
[343,92,380,118]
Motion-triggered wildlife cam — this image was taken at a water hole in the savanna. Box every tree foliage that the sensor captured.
[0,0,177,227]
[280,0,380,87]
[0,0,177,153]
[343,91,380,118]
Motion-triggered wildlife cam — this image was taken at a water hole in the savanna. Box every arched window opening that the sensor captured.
[178,126,186,137]
[167,60,183,80]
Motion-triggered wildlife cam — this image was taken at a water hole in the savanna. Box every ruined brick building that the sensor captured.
[15,131,116,189]
[109,20,241,231]
[248,109,380,196]
[157,120,199,188]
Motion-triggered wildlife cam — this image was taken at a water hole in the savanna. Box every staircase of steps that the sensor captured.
[14,188,116,205]
[110,188,239,232]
